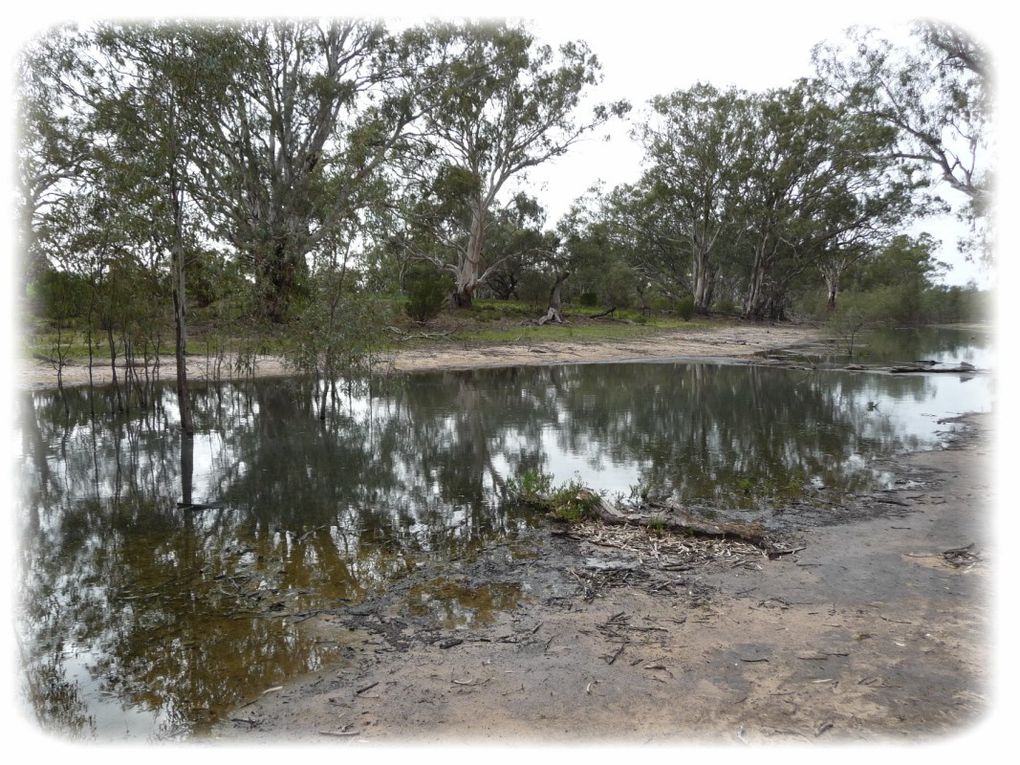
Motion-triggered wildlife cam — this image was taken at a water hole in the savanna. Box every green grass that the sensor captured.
[452,316,705,344]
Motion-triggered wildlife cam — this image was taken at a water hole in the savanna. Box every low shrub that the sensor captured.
[403,264,451,323]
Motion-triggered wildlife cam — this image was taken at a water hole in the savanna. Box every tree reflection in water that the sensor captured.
[16,360,991,738]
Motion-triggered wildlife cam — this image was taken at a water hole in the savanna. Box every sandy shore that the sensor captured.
[19,322,823,390]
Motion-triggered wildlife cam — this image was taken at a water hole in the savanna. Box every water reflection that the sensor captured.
[17,358,992,738]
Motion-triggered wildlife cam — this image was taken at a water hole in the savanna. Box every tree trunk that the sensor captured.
[692,247,713,313]
[171,181,194,435]
[453,205,486,308]
[106,325,122,413]
[548,271,569,312]
[538,271,570,325]
[824,272,839,311]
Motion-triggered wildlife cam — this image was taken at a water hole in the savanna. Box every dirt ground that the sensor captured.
[18,322,822,389]
[208,415,992,745]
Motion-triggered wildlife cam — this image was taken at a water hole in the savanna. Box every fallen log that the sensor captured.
[888,362,977,374]
[575,489,769,548]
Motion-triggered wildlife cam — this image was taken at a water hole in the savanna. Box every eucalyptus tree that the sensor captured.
[19,26,185,416]
[16,35,95,290]
[79,23,228,433]
[399,21,629,307]
[187,20,433,323]
[479,194,554,301]
[637,84,750,313]
[813,22,991,255]
[592,179,695,306]
[555,185,648,310]
[733,81,911,320]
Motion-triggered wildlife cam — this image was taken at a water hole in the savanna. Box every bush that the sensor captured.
[578,291,599,307]
[676,295,696,320]
[713,298,738,316]
[546,482,604,523]
[403,264,451,323]
[506,469,553,507]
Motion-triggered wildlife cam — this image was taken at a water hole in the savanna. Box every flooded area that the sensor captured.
[15,328,993,740]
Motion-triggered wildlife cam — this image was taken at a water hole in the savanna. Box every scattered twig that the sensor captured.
[355,682,379,695]
[768,546,807,558]
[452,678,490,687]
[606,642,627,665]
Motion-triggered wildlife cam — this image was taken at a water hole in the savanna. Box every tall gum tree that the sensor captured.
[88,24,218,435]
[188,20,432,322]
[407,21,629,307]
[638,84,750,313]
[21,23,214,434]
[734,81,911,320]
[813,21,991,257]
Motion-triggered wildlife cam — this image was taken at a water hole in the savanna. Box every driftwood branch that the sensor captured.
[575,490,769,547]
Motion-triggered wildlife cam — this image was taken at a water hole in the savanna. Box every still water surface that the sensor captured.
[17,328,992,739]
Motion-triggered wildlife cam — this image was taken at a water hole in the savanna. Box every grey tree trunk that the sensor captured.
[171,186,194,436]
[453,205,486,307]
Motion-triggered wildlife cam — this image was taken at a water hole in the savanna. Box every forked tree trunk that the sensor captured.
[538,271,570,325]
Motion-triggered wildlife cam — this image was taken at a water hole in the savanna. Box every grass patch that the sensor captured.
[507,471,605,524]
[453,317,703,344]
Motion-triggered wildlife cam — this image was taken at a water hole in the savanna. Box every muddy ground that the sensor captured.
[19,322,822,389]
[208,414,992,745]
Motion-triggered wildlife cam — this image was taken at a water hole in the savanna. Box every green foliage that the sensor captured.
[506,472,604,523]
[285,273,385,381]
[505,469,553,507]
[403,263,451,323]
[675,295,696,321]
[646,515,667,535]
[546,482,603,523]
[33,269,89,323]
[714,298,738,316]
[813,23,989,260]
[578,291,598,307]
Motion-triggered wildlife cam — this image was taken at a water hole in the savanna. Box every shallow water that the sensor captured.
[16,332,993,739]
